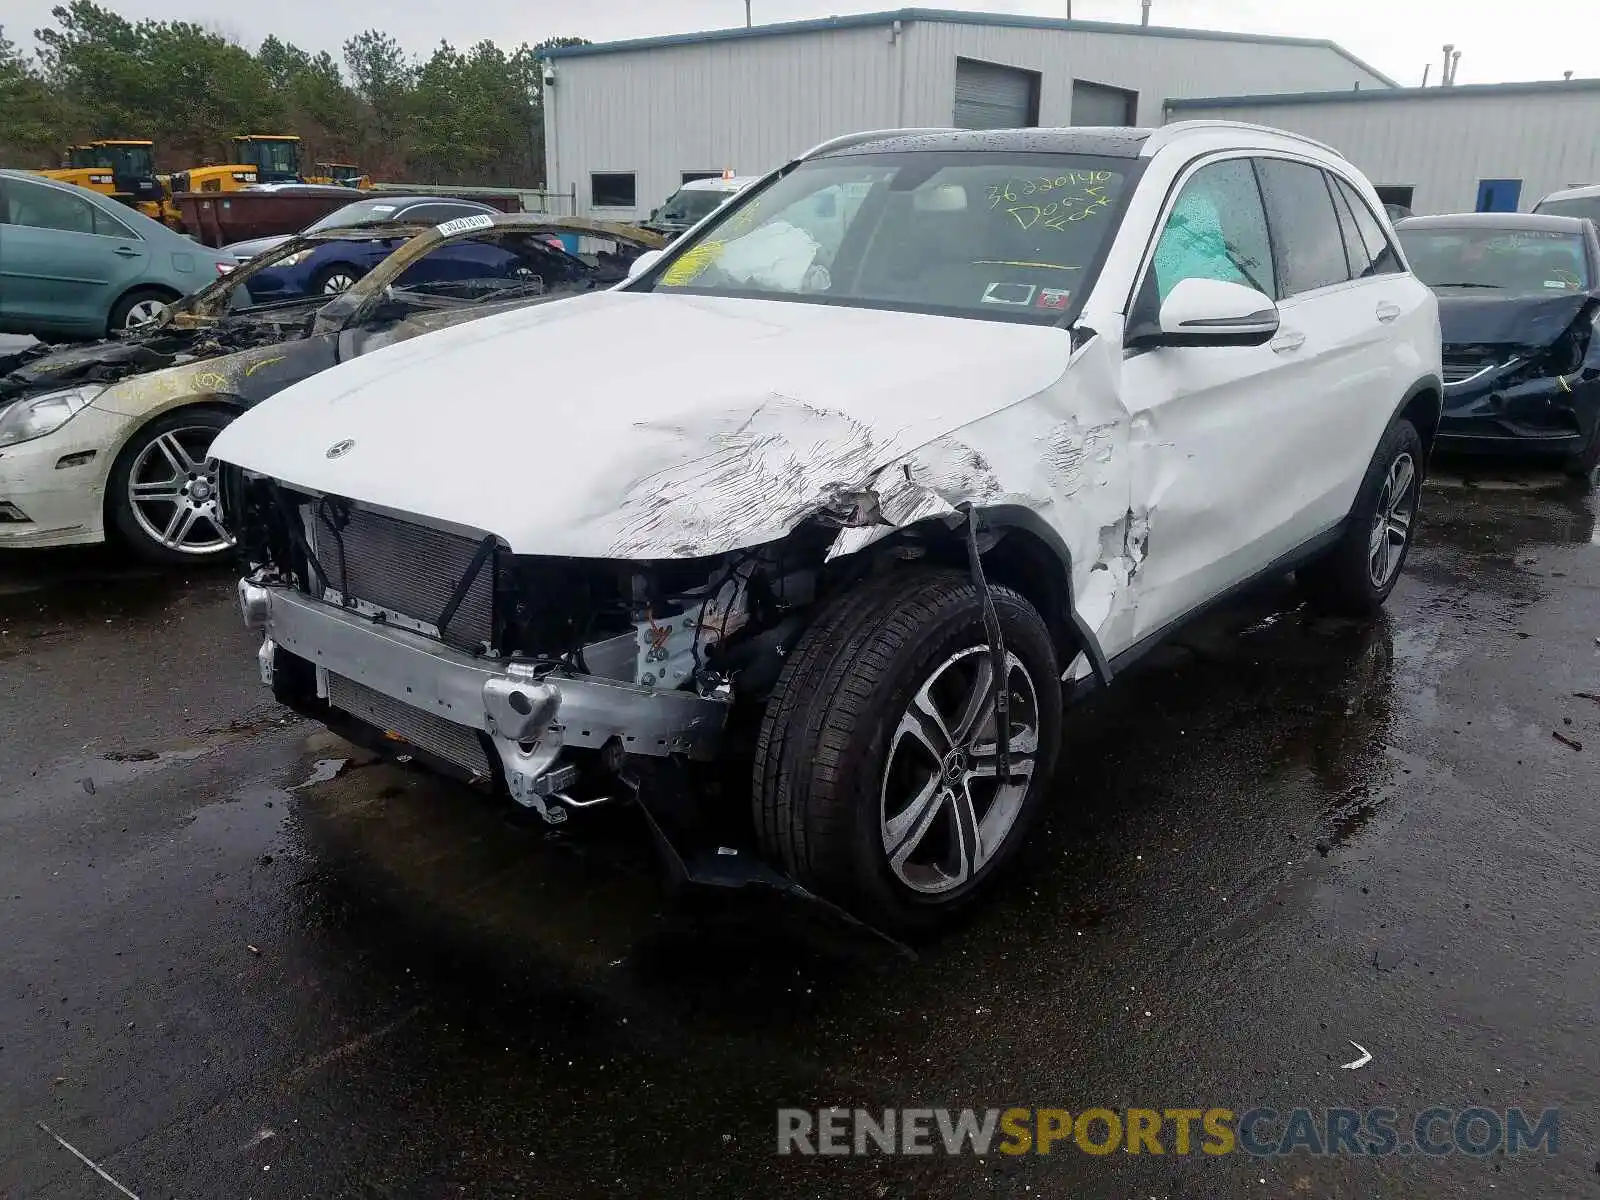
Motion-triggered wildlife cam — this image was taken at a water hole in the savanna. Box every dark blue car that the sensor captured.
[238,196,553,300]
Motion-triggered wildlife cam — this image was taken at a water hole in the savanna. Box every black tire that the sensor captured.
[107,287,177,336]
[1298,418,1424,617]
[310,262,365,295]
[753,568,1062,933]
[107,406,237,566]
[1561,424,1600,483]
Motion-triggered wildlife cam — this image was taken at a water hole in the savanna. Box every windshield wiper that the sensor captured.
[1430,281,1503,289]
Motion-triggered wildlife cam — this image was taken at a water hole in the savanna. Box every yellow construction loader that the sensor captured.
[169,135,304,196]
[306,162,370,189]
[38,139,168,222]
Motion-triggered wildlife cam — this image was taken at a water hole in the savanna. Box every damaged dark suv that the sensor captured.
[1396,212,1600,478]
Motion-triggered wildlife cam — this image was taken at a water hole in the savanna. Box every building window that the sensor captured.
[1072,80,1139,127]
[1475,179,1522,213]
[590,172,637,208]
[682,171,722,184]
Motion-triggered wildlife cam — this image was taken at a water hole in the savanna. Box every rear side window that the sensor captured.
[1149,158,1276,302]
[1255,159,1352,297]
[5,177,96,235]
[1330,176,1401,277]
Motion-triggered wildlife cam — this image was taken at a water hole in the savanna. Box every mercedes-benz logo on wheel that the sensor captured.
[326,439,355,460]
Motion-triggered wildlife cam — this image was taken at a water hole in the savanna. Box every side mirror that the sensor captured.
[1155,277,1280,346]
[627,249,664,281]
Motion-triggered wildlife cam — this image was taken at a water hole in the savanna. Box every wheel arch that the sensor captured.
[867,504,1111,687]
[1393,374,1443,468]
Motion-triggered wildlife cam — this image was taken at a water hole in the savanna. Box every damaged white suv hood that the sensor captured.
[211,290,1104,559]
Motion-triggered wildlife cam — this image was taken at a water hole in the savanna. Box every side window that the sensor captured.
[5,178,96,235]
[1149,159,1276,304]
[1327,178,1373,279]
[1255,159,1353,297]
[92,205,137,239]
[1332,176,1402,275]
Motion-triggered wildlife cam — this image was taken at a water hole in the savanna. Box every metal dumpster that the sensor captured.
[172,186,361,247]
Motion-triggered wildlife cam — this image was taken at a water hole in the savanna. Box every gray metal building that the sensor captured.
[1166,81,1600,215]
[540,8,1393,221]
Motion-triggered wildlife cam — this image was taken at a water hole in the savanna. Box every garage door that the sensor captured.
[953,59,1039,130]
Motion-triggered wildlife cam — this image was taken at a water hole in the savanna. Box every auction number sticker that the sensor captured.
[436,214,496,236]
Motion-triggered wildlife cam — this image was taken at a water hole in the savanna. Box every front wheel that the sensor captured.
[1299,417,1424,616]
[107,407,238,565]
[1562,424,1600,484]
[753,568,1062,933]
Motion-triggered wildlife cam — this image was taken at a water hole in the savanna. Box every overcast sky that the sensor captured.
[5,0,1593,87]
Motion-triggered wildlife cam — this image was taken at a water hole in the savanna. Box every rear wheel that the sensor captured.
[312,263,365,295]
[753,568,1062,933]
[1298,418,1423,616]
[107,407,237,565]
[107,287,177,336]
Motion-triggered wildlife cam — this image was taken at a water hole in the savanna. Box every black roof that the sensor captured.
[1396,212,1592,234]
[825,127,1155,159]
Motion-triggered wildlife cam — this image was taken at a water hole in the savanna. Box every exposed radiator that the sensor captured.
[305,503,495,648]
[326,672,492,781]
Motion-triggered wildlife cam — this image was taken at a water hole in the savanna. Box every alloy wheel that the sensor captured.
[879,646,1041,895]
[322,272,358,294]
[124,299,167,329]
[126,427,235,556]
[1368,451,1416,588]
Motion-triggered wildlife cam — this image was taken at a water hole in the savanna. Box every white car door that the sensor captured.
[1116,155,1329,647]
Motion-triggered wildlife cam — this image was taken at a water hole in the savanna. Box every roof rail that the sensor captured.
[798,127,956,160]
[1143,119,1344,160]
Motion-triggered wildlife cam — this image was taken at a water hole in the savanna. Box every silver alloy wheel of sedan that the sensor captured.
[321,271,359,294]
[880,645,1041,895]
[1368,451,1417,588]
[122,298,168,329]
[126,426,236,556]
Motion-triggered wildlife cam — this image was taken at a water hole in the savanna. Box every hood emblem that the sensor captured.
[326,439,355,460]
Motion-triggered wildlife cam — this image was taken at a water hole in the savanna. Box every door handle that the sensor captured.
[113,246,141,258]
[1376,302,1402,323]
[1271,330,1306,354]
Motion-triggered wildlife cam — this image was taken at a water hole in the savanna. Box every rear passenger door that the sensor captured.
[1252,158,1401,540]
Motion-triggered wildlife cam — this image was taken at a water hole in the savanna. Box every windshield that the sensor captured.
[1533,196,1600,225]
[656,187,734,225]
[1398,227,1591,293]
[240,139,300,179]
[645,151,1132,323]
[308,199,402,231]
[104,145,155,178]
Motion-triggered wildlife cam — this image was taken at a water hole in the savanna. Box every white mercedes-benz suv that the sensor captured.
[216,121,1441,932]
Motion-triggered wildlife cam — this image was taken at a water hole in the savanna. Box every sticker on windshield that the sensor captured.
[981,282,1036,306]
[1036,288,1072,310]
[369,204,396,213]
[436,214,495,237]
[1545,279,1574,289]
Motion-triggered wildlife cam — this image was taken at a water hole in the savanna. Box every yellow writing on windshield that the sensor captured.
[661,240,725,286]
[987,171,1116,232]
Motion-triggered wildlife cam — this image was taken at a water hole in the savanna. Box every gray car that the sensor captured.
[0,170,235,339]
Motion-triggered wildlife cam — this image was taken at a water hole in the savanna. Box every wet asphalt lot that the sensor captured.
[1,465,1597,1199]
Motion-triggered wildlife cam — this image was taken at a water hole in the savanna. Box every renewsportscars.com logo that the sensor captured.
[777,1106,1560,1158]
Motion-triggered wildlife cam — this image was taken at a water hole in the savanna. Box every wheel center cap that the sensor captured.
[941,748,969,783]
[190,479,213,502]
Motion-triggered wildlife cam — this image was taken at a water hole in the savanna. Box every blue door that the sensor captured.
[1476,179,1523,213]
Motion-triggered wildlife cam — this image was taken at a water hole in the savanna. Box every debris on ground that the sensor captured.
[294,758,348,789]
[1553,731,1584,752]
